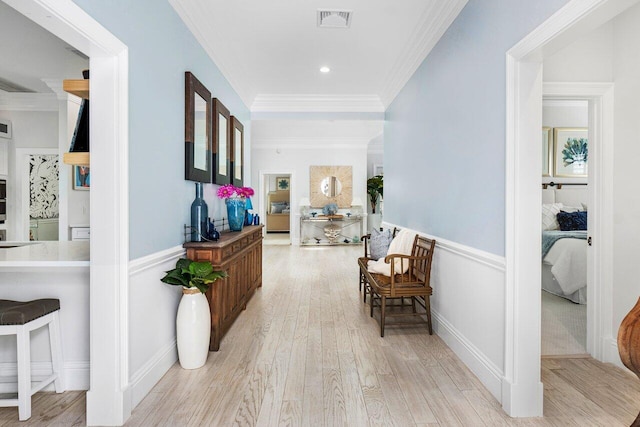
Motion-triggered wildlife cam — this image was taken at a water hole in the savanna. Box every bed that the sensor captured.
[266,190,290,232]
[541,187,588,304]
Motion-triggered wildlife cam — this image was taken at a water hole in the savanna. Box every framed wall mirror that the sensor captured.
[310,165,353,208]
[230,116,244,187]
[213,98,231,185]
[184,72,212,182]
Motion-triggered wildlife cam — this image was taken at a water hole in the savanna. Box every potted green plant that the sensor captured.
[367,175,384,214]
[367,175,384,232]
[161,258,226,369]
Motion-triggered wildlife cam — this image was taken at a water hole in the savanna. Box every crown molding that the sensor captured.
[252,136,371,149]
[380,0,468,108]
[251,94,385,113]
[0,91,58,111]
[168,0,252,108]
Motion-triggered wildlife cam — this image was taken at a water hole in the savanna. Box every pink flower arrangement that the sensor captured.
[216,184,254,199]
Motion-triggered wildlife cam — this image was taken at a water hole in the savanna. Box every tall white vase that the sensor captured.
[176,288,211,369]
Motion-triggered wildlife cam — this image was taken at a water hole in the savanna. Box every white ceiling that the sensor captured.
[170,0,467,111]
[0,0,467,112]
[0,1,89,94]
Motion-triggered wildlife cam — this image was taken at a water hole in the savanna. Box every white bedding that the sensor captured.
[542,236,587,304]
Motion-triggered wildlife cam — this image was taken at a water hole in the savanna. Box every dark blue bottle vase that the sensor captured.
[190,182,208,241]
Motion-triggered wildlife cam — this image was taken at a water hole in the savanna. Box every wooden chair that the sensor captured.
[358,234,436,337]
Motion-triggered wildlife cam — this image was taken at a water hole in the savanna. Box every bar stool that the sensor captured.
[0,299,64,421]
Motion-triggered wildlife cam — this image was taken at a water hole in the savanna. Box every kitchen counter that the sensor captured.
[0,240,90,390]
[0,241,89,268]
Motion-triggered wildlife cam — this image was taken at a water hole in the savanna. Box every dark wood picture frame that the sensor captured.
[184,72,212,183]
[230,116,244,187]
[213,98,231,185]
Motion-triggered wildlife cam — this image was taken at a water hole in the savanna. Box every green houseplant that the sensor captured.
[367,175,384,214]
[161,258,226,369]
[161,258,226,293]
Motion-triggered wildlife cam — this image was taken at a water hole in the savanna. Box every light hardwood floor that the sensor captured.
[1,244,639,426]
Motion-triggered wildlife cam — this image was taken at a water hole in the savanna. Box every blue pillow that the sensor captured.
[556,211,587,231]
[369,228,392,260]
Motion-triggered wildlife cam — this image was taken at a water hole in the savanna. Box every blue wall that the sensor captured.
[72,0,250,259]
[385,0,567,256]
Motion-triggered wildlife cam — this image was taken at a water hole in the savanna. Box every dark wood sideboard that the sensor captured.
[184,225,263,351]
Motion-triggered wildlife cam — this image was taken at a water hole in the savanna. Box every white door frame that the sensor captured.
[4,0,130,425]
[504,0,635,417]
[543,82,615,361]
[259,170,295,242]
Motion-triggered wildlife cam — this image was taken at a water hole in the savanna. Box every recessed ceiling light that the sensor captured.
[320,66,330,73]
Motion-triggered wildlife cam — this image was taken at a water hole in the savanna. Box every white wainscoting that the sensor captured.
[128,245,184,408]
[384,222,507,402]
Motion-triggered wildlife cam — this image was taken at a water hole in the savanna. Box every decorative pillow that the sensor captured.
[270,202,287,214]
[542,203,563,230]
[556,211,587,231]
[369,228,392,260]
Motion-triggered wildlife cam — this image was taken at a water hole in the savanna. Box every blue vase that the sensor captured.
[226,198,246,231]
[190,183,208,241]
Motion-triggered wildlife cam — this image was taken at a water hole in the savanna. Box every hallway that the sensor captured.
[1,244,639,425]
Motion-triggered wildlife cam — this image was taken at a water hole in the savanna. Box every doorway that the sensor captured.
[505,0,628,417]
[540,98,589,357]
[4,0,130,424]
[262,172,292,245]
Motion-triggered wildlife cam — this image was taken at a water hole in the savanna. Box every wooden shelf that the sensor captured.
[63,78,90,166]
[63,79,89,100]
[63,152,90,167]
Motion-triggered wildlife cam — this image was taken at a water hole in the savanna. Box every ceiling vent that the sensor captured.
[317,10,352,29]
[0,77,33,93]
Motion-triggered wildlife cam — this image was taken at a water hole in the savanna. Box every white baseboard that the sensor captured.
[432,311,503,401]
[383,222,507,404]
[0,360,89,392]
[127,246,183,409]
[129,339,178,408]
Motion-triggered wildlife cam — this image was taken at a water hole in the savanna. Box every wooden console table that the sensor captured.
[184,225,263,351]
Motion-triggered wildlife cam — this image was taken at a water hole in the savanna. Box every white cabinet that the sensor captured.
[70,227,90,241]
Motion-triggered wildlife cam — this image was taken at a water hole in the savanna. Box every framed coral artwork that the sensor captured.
[276,176,289,191]
[553,128,588,178]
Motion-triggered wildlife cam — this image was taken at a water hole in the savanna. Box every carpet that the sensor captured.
[541,290,587,356]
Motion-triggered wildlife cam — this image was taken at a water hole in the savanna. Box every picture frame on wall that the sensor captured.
[73,165,90,190]
[184,71,212,183]
[213,98,231,185]
[542,127,552,177]
[553,127,588,178]
[230,116,244,187]
[276,176,290,191]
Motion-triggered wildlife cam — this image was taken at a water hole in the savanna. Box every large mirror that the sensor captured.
[310,165,352,207]
[184,72,212,183]
[231,116,244,187]
[320,176,341,197]
[213,98,231,185]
